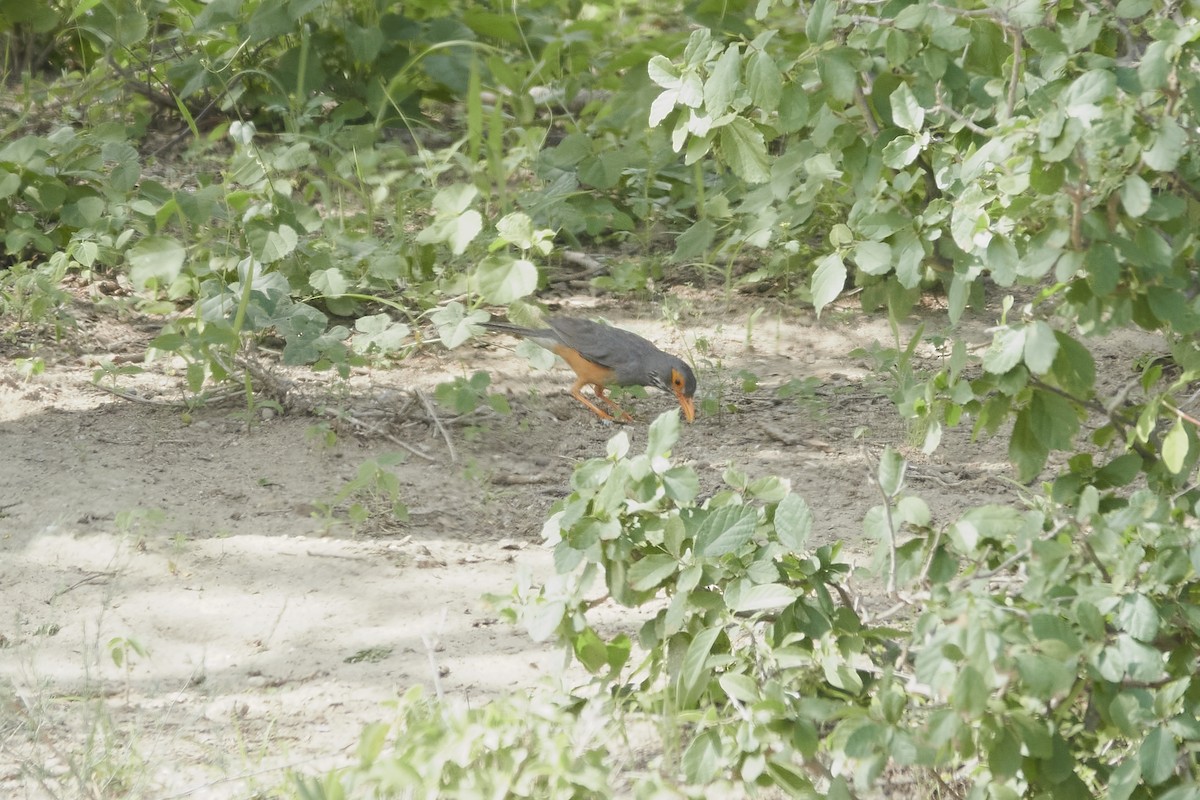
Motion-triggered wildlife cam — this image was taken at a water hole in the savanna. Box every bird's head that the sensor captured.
[649,356,697,423]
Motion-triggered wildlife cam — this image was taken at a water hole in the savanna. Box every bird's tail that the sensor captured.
[480,320,548,338]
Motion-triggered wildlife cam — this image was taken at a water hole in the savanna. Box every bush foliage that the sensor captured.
[3,0,1199,795]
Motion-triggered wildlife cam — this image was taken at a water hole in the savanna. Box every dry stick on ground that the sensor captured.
[237,354,444,462]
[415,388,458,463]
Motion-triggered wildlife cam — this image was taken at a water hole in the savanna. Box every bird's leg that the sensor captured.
[569,379,618,422]
[592,384,634,423]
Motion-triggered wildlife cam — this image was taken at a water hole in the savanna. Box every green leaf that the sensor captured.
[1061,69,1114,122]
[1011,405,1050,481]
[1030,389,1079,451]
[882,135,922,168]
[811,252,846,318]
[259,224,298,263]
[719,672,761,703]
[432,301,489,349]
[628,554,679,591]
[1022,321,1059,375]
[719,117,770,183]
[353,315,410,355]
[878,446,905,495]
[676,626,721,708]
[663,467,700,503]
[704,43,740,113]
[692,506,757,556]
[1016,654,1076,699]
[806,0,836,42]
[1163,419,1189,474]
[1121,175,1152,218]
[673,218,716,262]
[128,235,186,291]
[647,410,682,459]
[951,665,988,715]
[1143,118,1185,172]
[773,494,812,551]
[1118,593,1159,642]
[983,326,1026,374]
[1140,726,1177,786]
[681,729,721,783]
[1049,332,1095,396]
[852,240,893,276]
[310,267,349,297]
[728,582,796,613]
[475,255,538,304]
[889,83,924,132]
[747,49,782,113]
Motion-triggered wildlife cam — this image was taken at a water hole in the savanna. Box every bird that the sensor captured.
[481,316,697,423]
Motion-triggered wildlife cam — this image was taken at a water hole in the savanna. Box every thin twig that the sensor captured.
[417,389,457,463]
[1006,27,1023,120]
[862,443,900,597]
[47,572,114,603]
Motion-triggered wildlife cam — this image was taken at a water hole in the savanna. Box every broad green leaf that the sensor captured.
[1140,726,1177,786]
[663,466,700,503]
[1061,69,1114,122]
[1008,407,1046,482]
[950,665,988,715]
[1016,654,1076,699]
[983,326,1026,374]
[1162,419,1189,474]
[475,255,538,304]
[681,729,721,784]
[647,409,682,459]
[1137,40,1172,90]
[806,0,835,43]
[704,44,740,113]
[894,230,924,289]
[773,494,812,551]
[719,672,761,703]
[897,495,930,526]
[1049,332,1095,396]
[882,134,921,168]
[353,315,410,355]
[309,267,349,297]
[1030,389,1079,451]
[1121,175,1152,217]
[628,554,679,591]
[987,724,1023,779]
[889,83,924,132]
[692,506,757,556]
[1143,118,1185,172]
[1118,593,1159,642]
[128,235,186,291]
[818,48,858,104]
[719,117,770,183]
[728,582,796,613]
[431,301,488,349]
[747,49,782,113]
[852,240,892,276]
[676,626,721,708]
[1023,321,1059,375]
[524,598,566,642]
[431,183,478,214]
[647,55,679,88]
[811,252,846,318]
[878,446,905,495]
[673,218,716,262]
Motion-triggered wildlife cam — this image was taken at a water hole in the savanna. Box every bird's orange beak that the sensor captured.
[676,392,696,423]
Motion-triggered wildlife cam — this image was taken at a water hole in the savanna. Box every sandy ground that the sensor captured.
[0,290,1161,798]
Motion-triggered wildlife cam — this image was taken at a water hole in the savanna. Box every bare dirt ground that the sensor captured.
[0,289,1162,798]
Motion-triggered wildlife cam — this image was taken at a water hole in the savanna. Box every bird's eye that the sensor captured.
[671,370,684,388]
